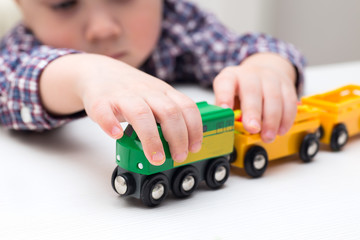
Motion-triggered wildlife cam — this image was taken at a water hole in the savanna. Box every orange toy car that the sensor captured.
[230,104,321,178]
[301,85,360,151]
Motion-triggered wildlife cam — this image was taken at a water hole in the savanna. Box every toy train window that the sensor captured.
[226,120,234,131]
[353,89,360,96]
[203,125,208,132]
[217,122,224,133]
[124,125,134,137]
[216,120,234,133]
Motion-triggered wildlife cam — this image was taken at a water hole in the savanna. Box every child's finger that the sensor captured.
[166,89,203,154]
[119,97,166,166]
[238,73,262,134]
[261,76,282,143]
[86,101,124,139]
[278,80,298,135]
[213,67,237,109]
[144,93,190,163]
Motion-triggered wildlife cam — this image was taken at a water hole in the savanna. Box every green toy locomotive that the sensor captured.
[111,102,234,207]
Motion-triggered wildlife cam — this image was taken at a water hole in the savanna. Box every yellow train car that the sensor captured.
[301,85,360,151]
[231,104,320,178]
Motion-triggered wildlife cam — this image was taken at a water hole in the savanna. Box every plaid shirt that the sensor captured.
[0,0,305,131]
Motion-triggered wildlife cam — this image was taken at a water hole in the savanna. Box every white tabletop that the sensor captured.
[1,62,360,240]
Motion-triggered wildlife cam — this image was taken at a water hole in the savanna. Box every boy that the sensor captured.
[0,0,305,166]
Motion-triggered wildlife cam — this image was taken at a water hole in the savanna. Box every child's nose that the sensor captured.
[85,10,122,42]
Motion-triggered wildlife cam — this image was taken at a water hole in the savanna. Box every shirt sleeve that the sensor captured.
[142,0,306,95]
[0,25,84,131]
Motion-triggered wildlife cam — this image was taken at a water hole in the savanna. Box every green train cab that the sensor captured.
[111,102,234,207]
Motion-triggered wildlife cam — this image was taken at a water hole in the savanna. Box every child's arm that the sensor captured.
[40,54,203,165]
[0,25,202,165]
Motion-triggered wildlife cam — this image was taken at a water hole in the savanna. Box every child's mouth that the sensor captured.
[110,52,127,59]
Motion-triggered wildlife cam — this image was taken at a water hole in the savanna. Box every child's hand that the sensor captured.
[213,53,297,143]
[41,54,203,166]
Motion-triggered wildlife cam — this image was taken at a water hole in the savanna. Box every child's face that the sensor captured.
[16,0,163,67]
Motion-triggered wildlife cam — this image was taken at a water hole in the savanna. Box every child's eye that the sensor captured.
[51,0,77,11]
[112,0,133,4]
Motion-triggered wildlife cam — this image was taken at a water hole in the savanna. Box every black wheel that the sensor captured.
[111,166,136,196]
[244,146,268,178]
[205,157,230,189]
[330,123,348,151]
[141,174,169,207]
[299,133,319,162]
[316,126,324,139]
[229,148,237,163]
[172,166,200,198]
[111,166,119,192]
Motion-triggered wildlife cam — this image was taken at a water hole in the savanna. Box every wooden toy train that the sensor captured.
[111,84,360,207]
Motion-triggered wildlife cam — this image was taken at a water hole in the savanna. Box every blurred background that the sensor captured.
[194,0,360,66]
[1,0,359,66]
